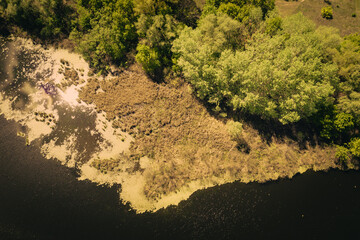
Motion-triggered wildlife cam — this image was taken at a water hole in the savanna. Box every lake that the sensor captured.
[0,36,359,240]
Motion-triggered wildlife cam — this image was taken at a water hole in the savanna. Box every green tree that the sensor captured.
[321,6,333,19]
[334,33,360,92]
[203,0,274,34]
[135,44,162,77]
[173,13,246,106]
[264,14,282,36]
[211,0,275,16]
[70,0,137,72]
[335,145,351,166]
[349,138,360,158]
[135,14,182,78]
[2,0,73,39]
[337,91,360,125]
[173,13,340,124]
[133,0,200,27]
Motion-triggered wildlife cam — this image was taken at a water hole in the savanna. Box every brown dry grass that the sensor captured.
[79,64,338,200]
[276,0,360,36]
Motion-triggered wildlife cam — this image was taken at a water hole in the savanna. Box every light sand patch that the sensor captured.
[1,37,341,214]
[93,113,133,159]
[58,85,81,107]
[41,136,77,167]
[0,91,57,143]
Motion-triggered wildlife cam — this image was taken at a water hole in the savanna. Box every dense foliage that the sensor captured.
[173,13,339,124]
[1,0,74,39]
[321,6,333,19]
[70,0,137,72]
[1,0,360,165]
[135,13,182,78]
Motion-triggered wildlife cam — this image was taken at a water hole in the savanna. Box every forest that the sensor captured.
[1,0,360,169]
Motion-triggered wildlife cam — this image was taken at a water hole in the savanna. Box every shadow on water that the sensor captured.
[41,104,102,165]
[1,115,360,240]
[0,36,360,240]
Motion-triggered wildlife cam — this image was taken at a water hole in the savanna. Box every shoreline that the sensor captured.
[0,36,356,213]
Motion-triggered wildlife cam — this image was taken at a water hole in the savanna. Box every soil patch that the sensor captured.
[276,0,360,36]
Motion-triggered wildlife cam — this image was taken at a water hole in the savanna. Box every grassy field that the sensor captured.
[78,64,338,201]
[276,0,360,36]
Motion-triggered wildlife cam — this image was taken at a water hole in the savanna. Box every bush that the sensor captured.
[321,6,333,19]
[226,120,243,140]
[352,13,356,18]
[172,13,246,106]
[334,112,354,132]
[265,15,283,36]
[135,14,182,78]
[320,114,336,140]
[335,145,351,165]
[337,92,360,125]
[135,44,162,77]
[349,138,360,158]
[3,0,74,39]
[70,0,137,72]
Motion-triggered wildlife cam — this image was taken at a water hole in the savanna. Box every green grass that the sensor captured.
[276,0,360,36]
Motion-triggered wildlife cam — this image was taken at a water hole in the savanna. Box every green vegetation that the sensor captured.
[321,6,333,19]
[174,13,339,124]
[70,0,137,72]
[2,0,360,183]
[276,0,360,36]
[135,13,183,78]
[1,0,74,39]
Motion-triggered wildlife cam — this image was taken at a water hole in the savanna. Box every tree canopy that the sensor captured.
[173,13,340,124]
[2,0,74,39]
[70,0,137,72]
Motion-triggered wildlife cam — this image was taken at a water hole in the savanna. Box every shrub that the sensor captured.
[335,145,351,165]
[321,6,333,19]
[265,15,283,36]
[3,0,74,39]
[135,14,182,78]
[135,44,162,77]
[349,138,360,158]
[352,13,356,18]
[226,120,243,140]
[226,120,249,152]
[334,112,354,132]
[70,0,137,72]
[320,114,336,140]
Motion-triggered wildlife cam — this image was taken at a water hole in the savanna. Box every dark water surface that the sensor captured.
[1,37,360,240]
[1,115,360,240]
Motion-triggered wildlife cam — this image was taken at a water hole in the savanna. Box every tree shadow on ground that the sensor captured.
[194,97,324,149]
[234,112,322,149]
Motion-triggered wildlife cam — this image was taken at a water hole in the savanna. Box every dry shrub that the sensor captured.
[79,64,339,200]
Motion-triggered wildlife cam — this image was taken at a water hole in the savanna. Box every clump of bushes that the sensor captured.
[226,120,250,152]
[70,0,137,73]
[321,6,333,19]
[135,44,162,78]
[352,13,356,18]
[135,14,182,79]
[226,120,243,140]
[1,0,74,40]
[173,13,339,124]
[335,138,360,168]
[91,158,127,174]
